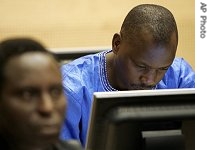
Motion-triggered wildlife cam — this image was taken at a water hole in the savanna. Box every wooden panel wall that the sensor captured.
[0,0,194,68]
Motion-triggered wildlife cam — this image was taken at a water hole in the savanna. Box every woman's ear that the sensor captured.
[112,33,121,54]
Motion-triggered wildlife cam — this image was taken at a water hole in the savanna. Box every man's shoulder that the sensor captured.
[171,57,194,72]
[172,57,184,64]
[172,57,192,66]
[61,51,105,70]
[67,50,105,64]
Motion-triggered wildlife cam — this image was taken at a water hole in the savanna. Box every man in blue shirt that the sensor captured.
[60,4,195,147]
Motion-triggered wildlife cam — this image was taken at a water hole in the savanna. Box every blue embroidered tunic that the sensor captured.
[60,50,195,146]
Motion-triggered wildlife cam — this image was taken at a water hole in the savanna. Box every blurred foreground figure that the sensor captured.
[0,38,83,150]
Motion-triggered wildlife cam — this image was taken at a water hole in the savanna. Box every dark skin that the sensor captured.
[106,29,178,90]
[0,52,66,150]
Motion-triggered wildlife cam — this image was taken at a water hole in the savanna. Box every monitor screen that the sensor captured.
[85,88,195,150]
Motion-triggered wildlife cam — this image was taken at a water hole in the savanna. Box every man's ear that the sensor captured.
[112,33,121,54]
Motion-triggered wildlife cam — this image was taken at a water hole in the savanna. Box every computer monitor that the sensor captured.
[85,88,195,150]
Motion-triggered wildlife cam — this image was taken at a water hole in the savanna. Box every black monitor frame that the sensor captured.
[85,88,195,150]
